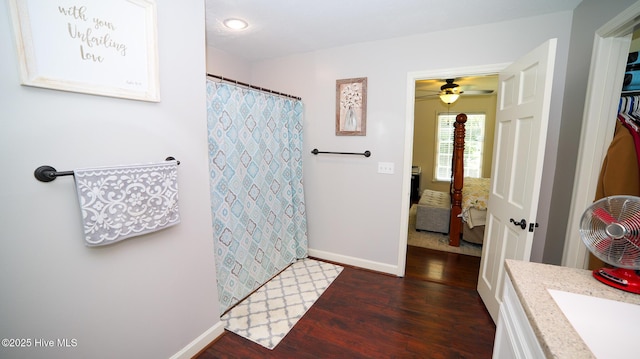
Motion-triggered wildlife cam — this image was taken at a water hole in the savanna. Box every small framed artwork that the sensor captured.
[8,0,160,102]
[336,77,367,136]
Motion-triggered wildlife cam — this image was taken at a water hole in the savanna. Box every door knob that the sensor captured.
[510,218,527,230]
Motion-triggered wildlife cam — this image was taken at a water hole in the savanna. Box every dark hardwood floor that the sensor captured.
[196,246,496,358]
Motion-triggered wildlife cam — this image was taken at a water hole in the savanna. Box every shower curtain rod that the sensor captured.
[206,73,302,101]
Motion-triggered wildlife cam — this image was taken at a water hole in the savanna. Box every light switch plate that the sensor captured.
[378,162,394,174]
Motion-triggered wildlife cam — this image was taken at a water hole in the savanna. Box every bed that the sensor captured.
[415,177,489,244]
[460,177,489,244]
[449,113,489,246]
[414,113,490,246]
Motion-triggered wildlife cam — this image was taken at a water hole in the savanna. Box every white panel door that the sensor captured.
[478,39,557,322]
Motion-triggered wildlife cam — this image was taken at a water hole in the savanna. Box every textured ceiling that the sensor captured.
[205,0,582,62]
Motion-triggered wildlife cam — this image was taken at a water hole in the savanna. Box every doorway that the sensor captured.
[396,64,508,276]
[563,2,640,269]
[406,76,497,260]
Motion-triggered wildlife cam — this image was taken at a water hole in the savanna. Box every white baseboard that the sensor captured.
[170,321,225,359]
[308,248,400,276]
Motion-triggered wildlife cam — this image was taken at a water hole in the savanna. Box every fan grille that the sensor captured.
[580,196,640,269]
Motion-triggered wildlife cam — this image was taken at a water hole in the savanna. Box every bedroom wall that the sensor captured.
[0,1,221,358]
[209,11,574,273]
[413,95,497,194]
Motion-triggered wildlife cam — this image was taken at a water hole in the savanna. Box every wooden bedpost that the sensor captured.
[449,113,467,247]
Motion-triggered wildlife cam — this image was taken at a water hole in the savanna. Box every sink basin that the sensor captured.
[548,289,640,359]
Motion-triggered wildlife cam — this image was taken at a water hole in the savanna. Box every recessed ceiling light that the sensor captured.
[223,18,248,30]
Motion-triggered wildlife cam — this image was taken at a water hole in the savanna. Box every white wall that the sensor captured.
[206,46,251,83]
[229,12,574,273]
[543,0,638,265]
[0,1,221,358]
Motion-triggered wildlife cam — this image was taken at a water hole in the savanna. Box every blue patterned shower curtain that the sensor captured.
[206,80,308,313]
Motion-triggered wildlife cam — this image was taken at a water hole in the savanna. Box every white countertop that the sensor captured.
[504,259,640,359]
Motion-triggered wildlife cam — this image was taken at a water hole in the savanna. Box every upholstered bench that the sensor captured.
[415,189,450,234]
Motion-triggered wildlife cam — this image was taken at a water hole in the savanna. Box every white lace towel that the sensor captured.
[73,160,180,246]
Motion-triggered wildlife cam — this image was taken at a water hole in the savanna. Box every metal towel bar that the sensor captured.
[311,149,371,157]
[33,157,180,182]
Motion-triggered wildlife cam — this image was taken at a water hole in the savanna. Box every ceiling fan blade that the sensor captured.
[463,90,494,95]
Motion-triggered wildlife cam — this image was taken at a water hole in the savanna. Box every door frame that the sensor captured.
[397,63,509,276]
[562,1,640,269]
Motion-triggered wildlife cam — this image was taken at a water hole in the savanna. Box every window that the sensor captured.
[434,113,485,181]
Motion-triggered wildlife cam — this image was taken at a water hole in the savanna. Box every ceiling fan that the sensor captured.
[439,79,464,104]
[415,77,496,102]
[440,79,463,94]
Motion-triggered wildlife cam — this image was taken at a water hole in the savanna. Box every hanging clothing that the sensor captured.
[595,118,640,199]
[591,119,640,269]
[619,116,640,171]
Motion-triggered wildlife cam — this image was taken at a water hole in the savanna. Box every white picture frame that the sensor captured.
[8,0,160,102]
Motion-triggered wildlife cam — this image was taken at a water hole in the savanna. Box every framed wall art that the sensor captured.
[8,0,160,102]
[336,77,367,136]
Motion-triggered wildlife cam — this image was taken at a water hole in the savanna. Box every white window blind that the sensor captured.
[435,113,485,181]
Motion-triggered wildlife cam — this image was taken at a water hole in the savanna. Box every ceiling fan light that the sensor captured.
[440,93,460,104]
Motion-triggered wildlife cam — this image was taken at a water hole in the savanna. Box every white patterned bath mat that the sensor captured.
[221,258,343,349]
